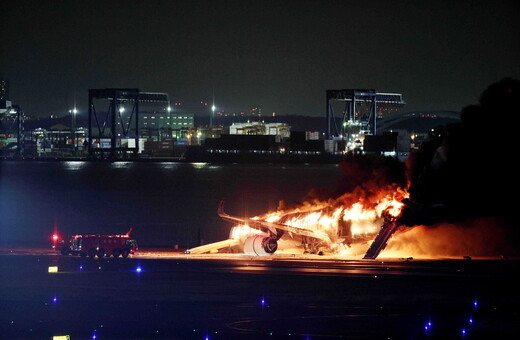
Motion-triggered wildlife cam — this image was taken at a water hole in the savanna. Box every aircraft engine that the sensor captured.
[243,235,278,256]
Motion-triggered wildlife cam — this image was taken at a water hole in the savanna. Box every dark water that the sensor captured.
[0,161,342,248]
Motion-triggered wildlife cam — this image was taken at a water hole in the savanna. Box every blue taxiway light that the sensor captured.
[260,297,267,310]
[424,320,432,332]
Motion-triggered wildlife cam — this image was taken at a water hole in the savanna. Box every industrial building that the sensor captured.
[140,112,195,139]
[1,86,462,162]
[228,122,290,138]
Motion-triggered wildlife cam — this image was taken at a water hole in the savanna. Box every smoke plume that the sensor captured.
[383,217,513,258]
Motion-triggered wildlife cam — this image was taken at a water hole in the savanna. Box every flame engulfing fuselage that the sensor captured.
[208,185,408,257]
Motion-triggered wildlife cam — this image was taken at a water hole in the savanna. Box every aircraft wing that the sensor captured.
[218,200,331,243]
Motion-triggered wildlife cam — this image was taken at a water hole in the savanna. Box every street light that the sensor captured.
[210,104,216,137]
[69,108,78,152]
[69,107,78,138]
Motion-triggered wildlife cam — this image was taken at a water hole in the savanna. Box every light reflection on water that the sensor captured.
[160,162,181,169]
[110,161,132,169]
[63,161,87,171]
[190,162,209,169]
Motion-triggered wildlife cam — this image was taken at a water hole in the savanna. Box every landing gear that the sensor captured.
[262,237,278,254]
[302,236,321,255]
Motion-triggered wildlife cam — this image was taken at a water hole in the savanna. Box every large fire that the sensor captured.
[230,184,410,256]
[225,141,514,259]
[228,185,512,258]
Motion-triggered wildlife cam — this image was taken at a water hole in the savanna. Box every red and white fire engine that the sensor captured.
[53,229,138,258]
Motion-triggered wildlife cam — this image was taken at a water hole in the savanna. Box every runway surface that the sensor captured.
[1,248,519,339]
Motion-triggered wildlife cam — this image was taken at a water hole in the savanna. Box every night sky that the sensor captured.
[2,0,519,118]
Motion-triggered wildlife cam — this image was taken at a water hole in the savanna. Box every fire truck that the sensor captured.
[56,229,138,258]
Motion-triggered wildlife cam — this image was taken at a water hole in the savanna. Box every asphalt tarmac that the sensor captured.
[0,249,519,339]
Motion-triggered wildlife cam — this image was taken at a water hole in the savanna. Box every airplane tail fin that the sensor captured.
[218,200,226,217]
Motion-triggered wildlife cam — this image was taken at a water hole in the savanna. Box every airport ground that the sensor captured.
[0,247,519,339]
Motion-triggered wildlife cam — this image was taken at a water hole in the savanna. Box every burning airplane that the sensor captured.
[187,78,518,259]
[187,185,409,259]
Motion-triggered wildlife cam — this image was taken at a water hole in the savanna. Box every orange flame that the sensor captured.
[243,185,409,253]
[382,217,510,259]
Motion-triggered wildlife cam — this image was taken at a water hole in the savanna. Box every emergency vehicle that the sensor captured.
[55,229,138,258]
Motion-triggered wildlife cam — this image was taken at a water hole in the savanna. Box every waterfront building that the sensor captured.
[229,122,290,138]
[140,112,195,139]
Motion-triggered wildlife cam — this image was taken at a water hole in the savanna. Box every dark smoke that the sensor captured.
[402,78,519,231]
[335,152,407,196]
[271,152,407,223]
[274,79,519,257]
[277,152,407,212]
